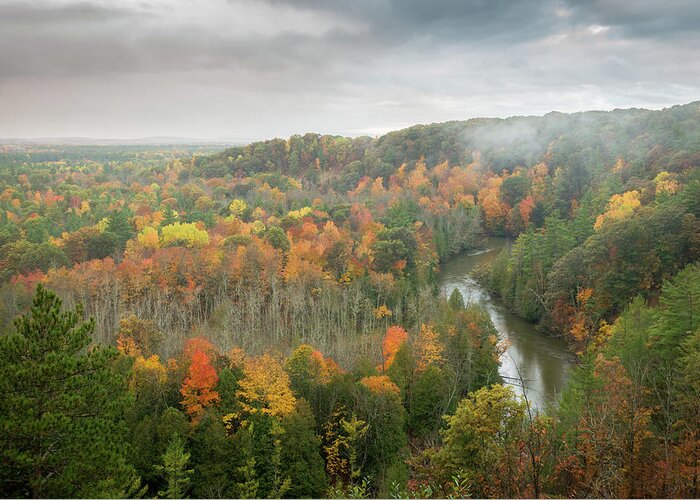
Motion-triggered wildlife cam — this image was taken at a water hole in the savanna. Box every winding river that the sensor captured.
[439,237,575,409]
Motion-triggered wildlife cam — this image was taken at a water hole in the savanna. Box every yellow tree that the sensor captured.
[160,222,210,247]
[229,199,248,218]
[236,353,296,418]
[416,323,445,370]
[594,190,641,230]
[137,226,160,250]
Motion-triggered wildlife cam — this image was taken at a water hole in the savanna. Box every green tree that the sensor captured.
[448,288,465,310]
[0,240,69,282]
[279,399,328,498]
[0,285,137,498]
[87,230,119,260]
[265,226,290,252]
[382,199,419,228]
[675,328,700,497]
[355,376,407,485]
[162,206,178,226]
[500,173,531,206]
[409,365,450,438]
[371,239,407,273]
[190,414,240,498]
[433,384,525,497]
[106,209,135,252]
[654,262,700,359]
[154,434,194,499]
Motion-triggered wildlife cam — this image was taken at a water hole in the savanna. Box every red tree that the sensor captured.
[180,350,219,423]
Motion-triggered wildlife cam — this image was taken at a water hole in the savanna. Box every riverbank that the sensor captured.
[438,237,576,409]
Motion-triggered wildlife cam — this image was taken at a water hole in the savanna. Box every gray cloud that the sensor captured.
[564,0,700,39]
[0,0,698,140]
[0,1,142,24]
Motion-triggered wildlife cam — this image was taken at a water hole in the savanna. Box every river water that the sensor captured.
[439,237,575,409]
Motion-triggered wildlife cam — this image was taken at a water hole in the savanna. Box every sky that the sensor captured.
[0,0,699,141]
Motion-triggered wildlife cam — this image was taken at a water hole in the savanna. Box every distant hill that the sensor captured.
[196,101,700,194]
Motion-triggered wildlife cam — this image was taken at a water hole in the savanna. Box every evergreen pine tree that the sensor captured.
[106,209,135,252]
[162,206,178,226]
[0,285,137,498]
[448,288,465,310]
[279,399,328,498]
[655,263,700,359]
[154,434,193,499]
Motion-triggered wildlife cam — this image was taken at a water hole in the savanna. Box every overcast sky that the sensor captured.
[1,0,698,141]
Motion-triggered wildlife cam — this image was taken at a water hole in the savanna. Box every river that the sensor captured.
[439,237,575,409]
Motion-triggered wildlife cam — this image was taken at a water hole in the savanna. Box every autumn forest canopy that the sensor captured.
[1,102,700,498]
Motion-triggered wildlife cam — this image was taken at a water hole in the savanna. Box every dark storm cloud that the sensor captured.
[0,0,566,80]
[0,0,698,139]
[0,1,362,80]
[260,0,560,45]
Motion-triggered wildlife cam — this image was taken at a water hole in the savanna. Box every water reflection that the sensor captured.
[439,237,575,409]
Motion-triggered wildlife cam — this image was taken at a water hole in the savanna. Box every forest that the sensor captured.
[1,102,700,498]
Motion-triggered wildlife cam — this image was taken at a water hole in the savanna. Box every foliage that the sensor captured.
[0,285,136,498]
[180,350,220,423]
[434,384,525,497]
[237,353,296,418]
[1,102,700,498]
[279,399,328,498]
[160,222,209,248]
[381,325,408,371]
[154,434,194,499]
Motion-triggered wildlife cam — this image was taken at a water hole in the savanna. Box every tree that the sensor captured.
[433,384,525,497]
[653,262,700,360]
[154,434,194,499]
[415,323,445,370]
[0,240,69,282]
[137,226,160,250]
[265,226,290,252]
[323,411,369,489]
[356,376,407,483]
[161,222,209,248]
[236,353,296,418]
[189,414,243,499]
[370,239,407,273]
[381,325,408,371]
[593,190,641,230]
[285,344,332,422]
[675,327,700,497]
[500,173,531,206]
[130,407,189,490]
[106,209,135,252]
[180,350,220,423]
[382,199,419,228]
[409,364,450,438]
[279,399,328,498]
[162,205,179,226]
[448,288,465,310]
[129,354,169,420]
[285,344,329,397]
[87,230,119,260]
[229,199,248,218]
[117,314,164,357]
[0,285,137,498]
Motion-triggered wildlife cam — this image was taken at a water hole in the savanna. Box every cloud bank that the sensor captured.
[1,0,698,140]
